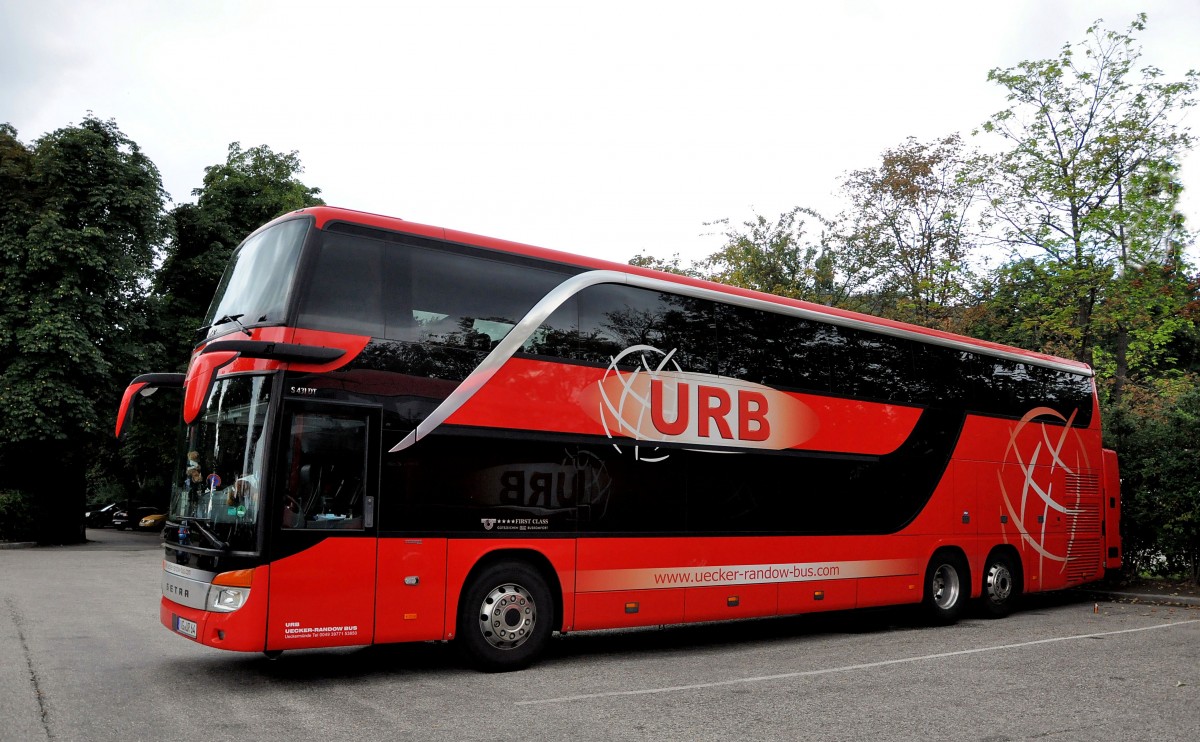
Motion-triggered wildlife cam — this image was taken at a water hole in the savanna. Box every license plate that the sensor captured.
[174,615,198,639]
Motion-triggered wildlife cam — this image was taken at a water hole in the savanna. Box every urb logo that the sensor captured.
[587,345,819,460]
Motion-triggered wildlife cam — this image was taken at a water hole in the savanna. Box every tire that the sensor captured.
[923,551,968,625]
[457,561,553,672]
[980,552,1020,618]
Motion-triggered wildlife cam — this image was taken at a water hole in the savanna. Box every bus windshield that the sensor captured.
[202,217,309,340]
[170,375,272,552]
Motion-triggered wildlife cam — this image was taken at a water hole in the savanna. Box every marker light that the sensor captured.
[213,569,254,587]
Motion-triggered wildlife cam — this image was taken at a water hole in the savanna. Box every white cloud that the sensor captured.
[2,0,1197,265]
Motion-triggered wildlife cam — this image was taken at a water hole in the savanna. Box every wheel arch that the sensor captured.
[459,547,565,634]
[923,544,972,623]
[927,544,972,588]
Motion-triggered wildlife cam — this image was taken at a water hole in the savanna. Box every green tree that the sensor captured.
[119,144,326,509]
[979,14,1197,378]
[1090,161,1195,401]
[699,207,857,307]
[0,116,167,542]
[627,252,703,278]
[1106,376,1200,582]
[155,142,324,364]
[838,135,981,331]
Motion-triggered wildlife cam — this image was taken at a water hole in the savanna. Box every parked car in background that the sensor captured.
[112,506,160,530]
[137,513,166,531]
[85,501,146,528]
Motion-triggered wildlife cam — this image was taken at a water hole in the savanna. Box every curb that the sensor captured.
[0,541,38,550]
[1080,589,1200,608]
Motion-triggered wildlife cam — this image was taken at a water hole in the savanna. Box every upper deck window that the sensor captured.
[296,228,573,347]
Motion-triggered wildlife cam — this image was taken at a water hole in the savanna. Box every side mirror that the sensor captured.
[115,373,185,438]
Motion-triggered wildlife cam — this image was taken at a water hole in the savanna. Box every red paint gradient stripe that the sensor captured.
[445,357,923,456]
[577,558,921,592]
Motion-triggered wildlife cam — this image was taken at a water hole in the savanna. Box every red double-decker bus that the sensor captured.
[117,206,1121,670]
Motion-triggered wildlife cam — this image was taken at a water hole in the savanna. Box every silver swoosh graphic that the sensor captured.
[389,269,1092,453]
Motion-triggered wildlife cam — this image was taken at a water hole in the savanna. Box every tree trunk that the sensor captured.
[1111,325,1130,406]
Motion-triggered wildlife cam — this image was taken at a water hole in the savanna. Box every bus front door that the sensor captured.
[265,401,381,650]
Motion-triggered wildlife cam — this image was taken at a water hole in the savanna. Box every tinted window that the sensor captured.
[298,229,574,347]
[576,284,716,372]
[403,247,567,350]
[297,232,386,337]
[519,297,580,359]
[825,325,916,401]
[717,305,830,392]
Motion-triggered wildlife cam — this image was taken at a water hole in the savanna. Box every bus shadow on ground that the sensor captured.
[186,590,1097,682]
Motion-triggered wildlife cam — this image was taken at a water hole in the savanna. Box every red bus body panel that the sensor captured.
[160,565,270,652]
[374,538,448,643]
[1103,448,1122,570]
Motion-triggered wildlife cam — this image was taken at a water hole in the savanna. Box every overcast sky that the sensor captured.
[2,0,1198,266]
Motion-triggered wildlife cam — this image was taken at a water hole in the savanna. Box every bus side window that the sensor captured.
[297,233,385,338]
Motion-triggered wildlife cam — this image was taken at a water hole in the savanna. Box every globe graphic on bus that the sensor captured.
[998,407,1093,575]
[596,344,683,462]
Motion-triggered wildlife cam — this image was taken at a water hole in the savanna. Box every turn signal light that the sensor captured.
[213,569,254,587]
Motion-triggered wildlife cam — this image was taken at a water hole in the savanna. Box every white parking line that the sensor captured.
[515,619,1200,706]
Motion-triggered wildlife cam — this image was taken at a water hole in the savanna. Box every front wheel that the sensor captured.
[457,562,553,672]
[981,552,1020,618]
[923,552,968,625]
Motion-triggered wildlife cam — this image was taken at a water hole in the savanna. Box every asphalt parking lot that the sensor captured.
[2,529,1197,741]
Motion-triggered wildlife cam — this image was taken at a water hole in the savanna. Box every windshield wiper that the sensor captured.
[184,519,228,551]
[197,313,253,337]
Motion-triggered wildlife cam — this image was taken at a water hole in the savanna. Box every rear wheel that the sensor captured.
[457,561,553,672]
[981,552,1020,618]
[923,551,968,624]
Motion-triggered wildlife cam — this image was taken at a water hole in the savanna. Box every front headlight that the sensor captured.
[209,587,250,612]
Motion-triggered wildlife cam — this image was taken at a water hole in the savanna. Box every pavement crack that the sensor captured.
[6,596,54,740]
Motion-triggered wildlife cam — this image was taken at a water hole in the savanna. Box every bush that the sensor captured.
[1106,377,1200,584]
[0,489,37,542]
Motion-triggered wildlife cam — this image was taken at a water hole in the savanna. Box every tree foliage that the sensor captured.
[156,142,324,364]
[0,116,167,541]
[979,13,1197,376]
[628,16,1199,580]
[627,252,703,278]
[0,126,326,541]
[1106,377,1200,582]
[701,207,858,306]
[838,135,981,330]
[122,143,326,509]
